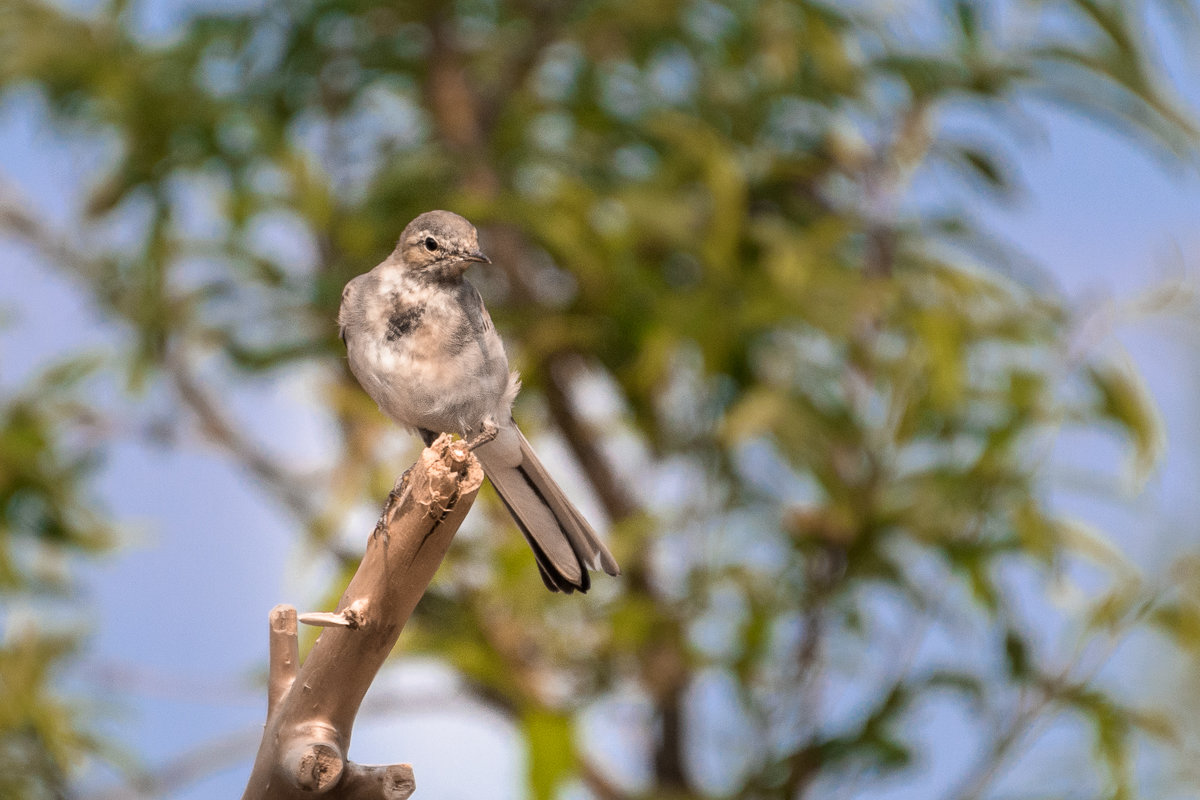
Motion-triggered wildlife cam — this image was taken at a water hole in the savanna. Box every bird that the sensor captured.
[338,210,620,593]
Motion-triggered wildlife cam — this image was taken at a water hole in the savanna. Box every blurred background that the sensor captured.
[2,0,1200,798]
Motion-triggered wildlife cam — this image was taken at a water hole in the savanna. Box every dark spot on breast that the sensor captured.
[386,306,424,340]
[445,319,474,356]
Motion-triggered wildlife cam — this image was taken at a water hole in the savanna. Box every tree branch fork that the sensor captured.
[242,436,484,800]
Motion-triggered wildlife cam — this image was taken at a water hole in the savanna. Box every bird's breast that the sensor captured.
[347,282,510,434]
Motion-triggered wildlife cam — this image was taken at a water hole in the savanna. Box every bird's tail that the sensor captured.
[472,423,620,593]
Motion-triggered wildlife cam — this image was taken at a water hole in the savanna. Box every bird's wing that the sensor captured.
[337,277,360,343]
[461,283,495,336]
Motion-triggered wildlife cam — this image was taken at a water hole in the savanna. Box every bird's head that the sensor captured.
[396,210,490,279]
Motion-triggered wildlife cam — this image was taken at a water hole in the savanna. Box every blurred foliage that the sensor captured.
[0,630,100,800]
[0,357,116,798]
[0,358,113,588]
[1,0,1199,798]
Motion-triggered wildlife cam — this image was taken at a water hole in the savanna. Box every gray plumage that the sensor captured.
[338,210,619,592]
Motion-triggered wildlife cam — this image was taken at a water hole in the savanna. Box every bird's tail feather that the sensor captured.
[473,424,620,593]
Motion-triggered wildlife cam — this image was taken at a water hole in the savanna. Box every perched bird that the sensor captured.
[338,210,620,592]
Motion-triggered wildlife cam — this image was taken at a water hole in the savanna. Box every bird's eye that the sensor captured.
[424,237,439,252]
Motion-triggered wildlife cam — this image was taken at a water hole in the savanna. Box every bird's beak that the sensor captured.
[463,250,491,264]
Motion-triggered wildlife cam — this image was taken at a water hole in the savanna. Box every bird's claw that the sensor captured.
[465,421,498,451]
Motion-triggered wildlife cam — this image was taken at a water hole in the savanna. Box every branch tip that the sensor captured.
[340,762,416,800]
[446,439,470,470]
[270,604,298,634]
[382,764,416,799]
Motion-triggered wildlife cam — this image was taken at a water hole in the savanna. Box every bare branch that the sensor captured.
[0,183,324,520]
[164,348,323,517]
[0,182,105,284]
[241,435,483,800]
[543,355,640,523]
[93,728,265,800]
[578,757,629,800]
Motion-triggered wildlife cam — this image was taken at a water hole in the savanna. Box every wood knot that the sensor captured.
[288,741,344,792]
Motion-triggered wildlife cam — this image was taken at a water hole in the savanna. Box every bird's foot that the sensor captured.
[465,421,498,451]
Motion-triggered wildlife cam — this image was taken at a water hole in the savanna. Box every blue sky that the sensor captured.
[2,3,1200,799]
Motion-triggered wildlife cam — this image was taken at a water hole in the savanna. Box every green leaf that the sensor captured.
[522,708,576,800]
[1002,627,1030,680]
[946,143,1013,194]
[1088,361,1164,482]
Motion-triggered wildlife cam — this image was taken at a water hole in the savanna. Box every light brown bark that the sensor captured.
[241,436,483,800]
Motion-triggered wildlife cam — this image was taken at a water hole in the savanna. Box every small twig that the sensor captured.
[299,599,369,630]
[938,626,1132,800]
[0,182,105,283]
